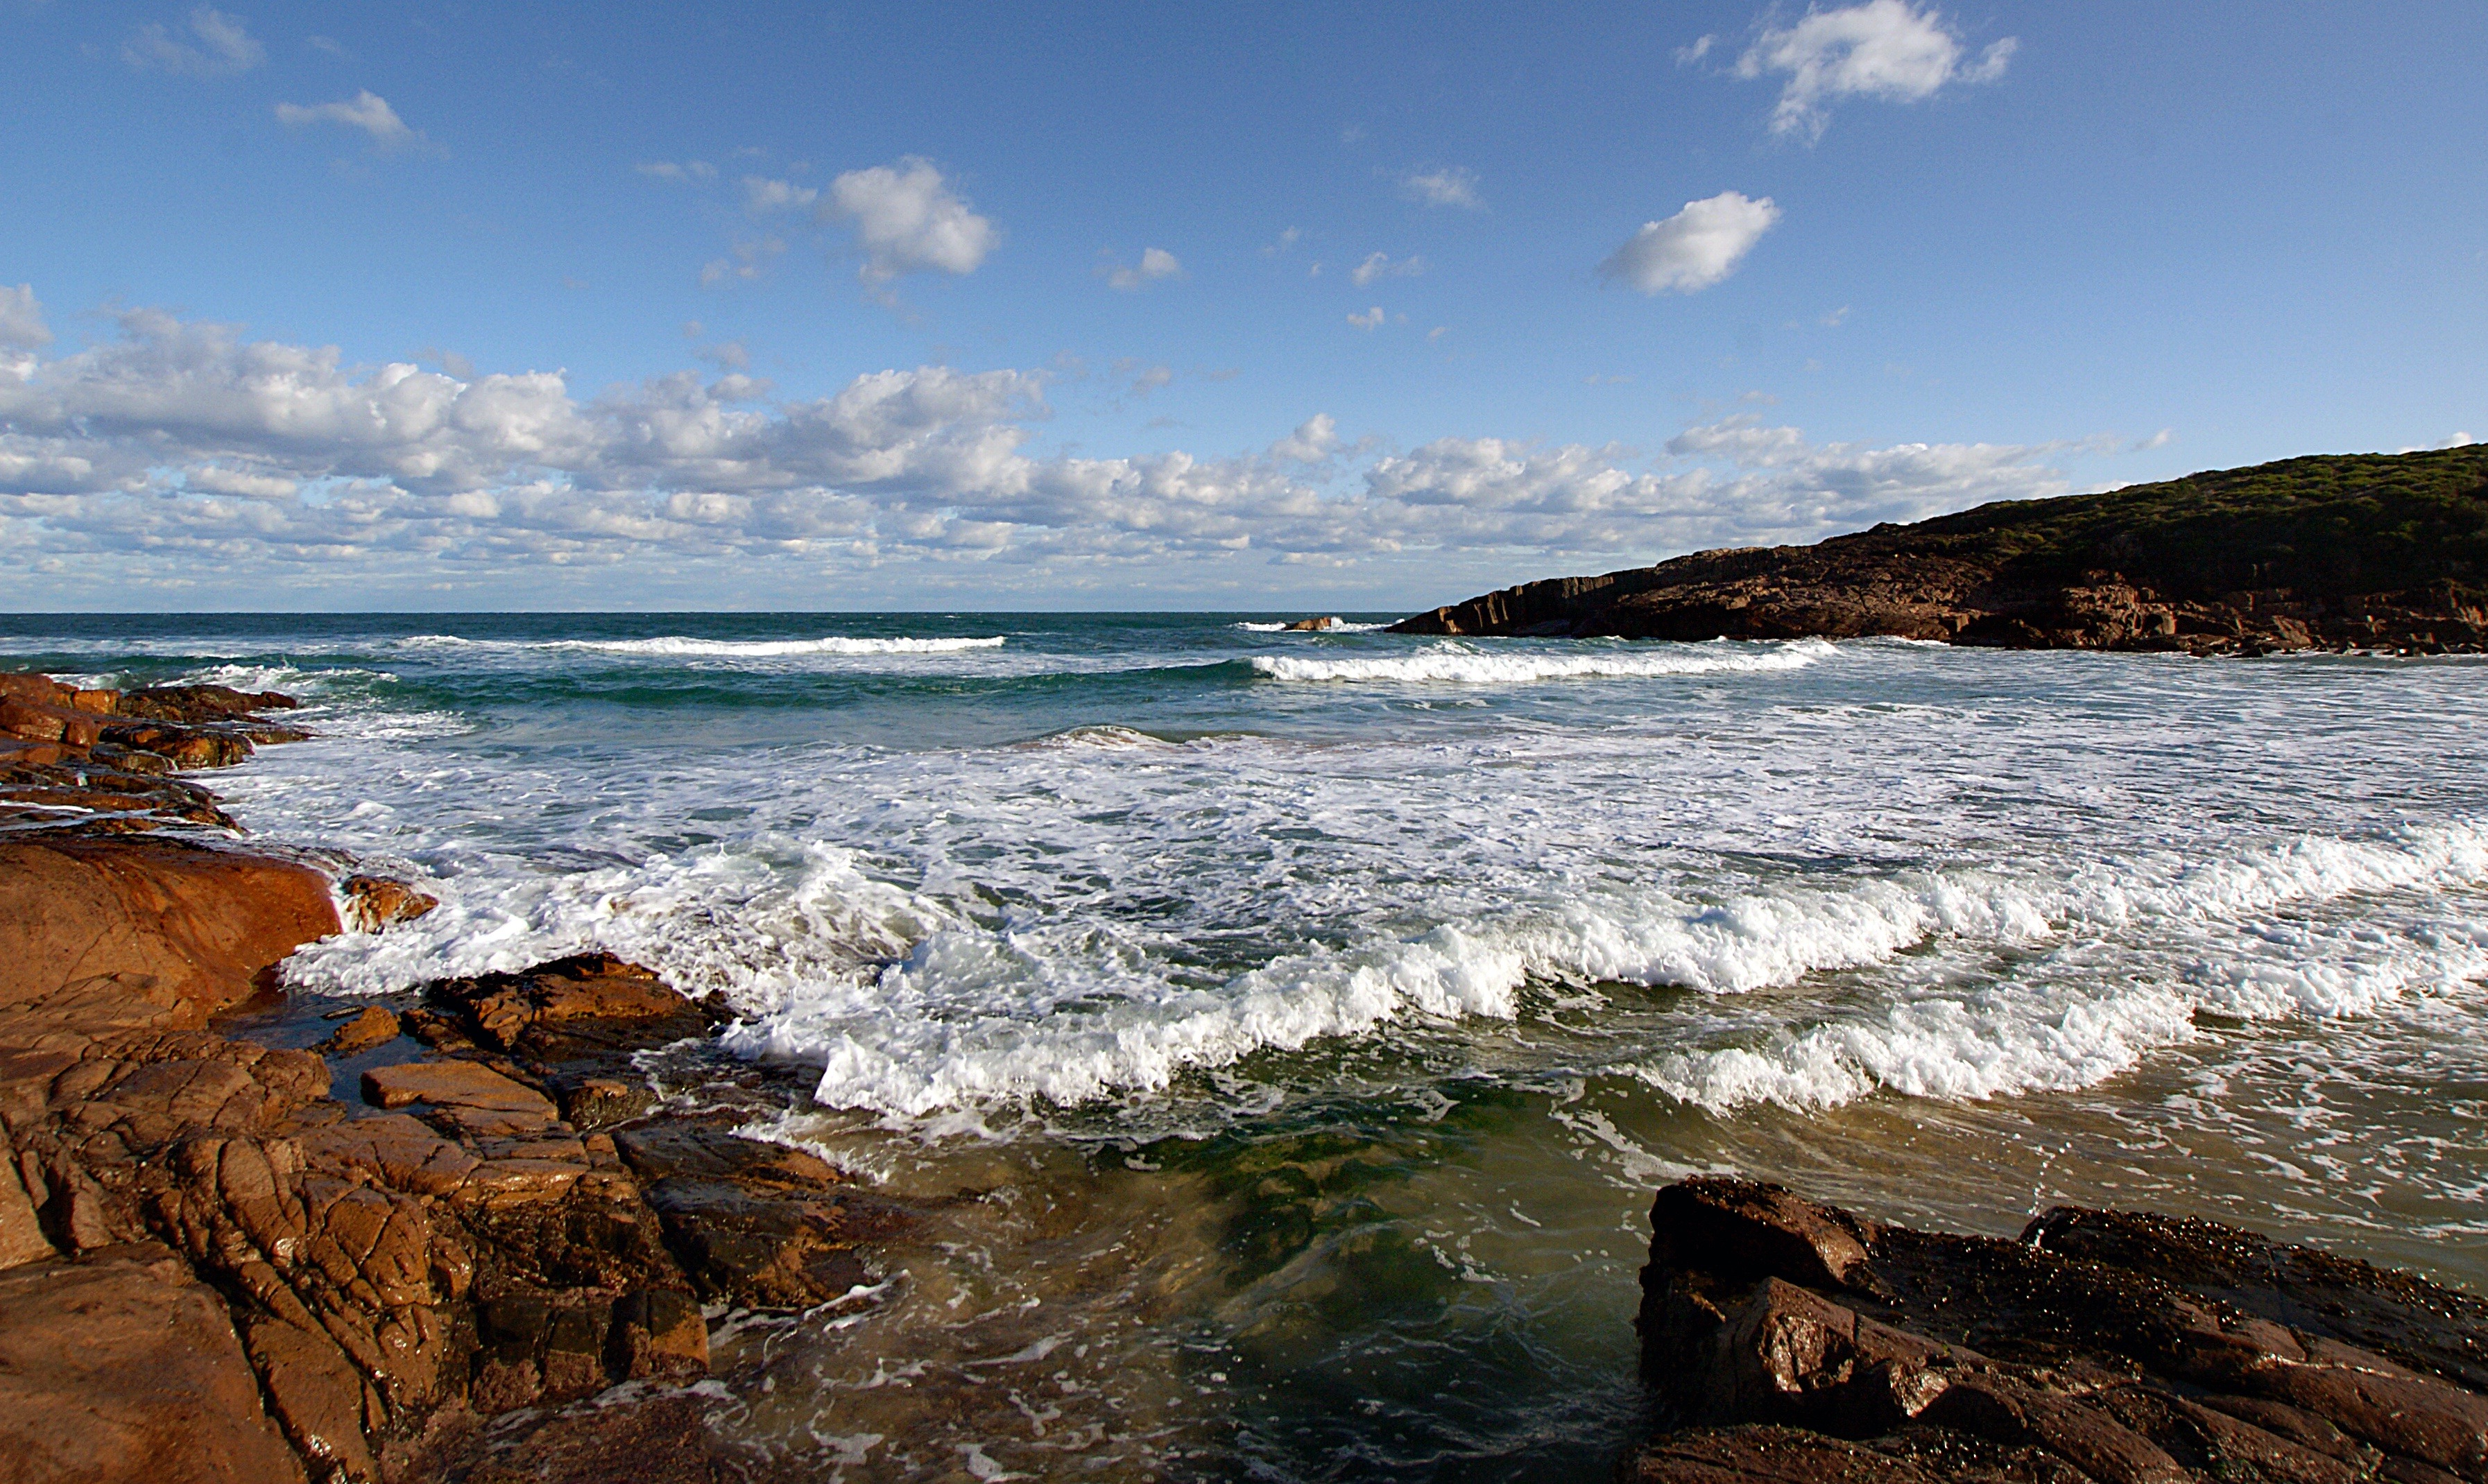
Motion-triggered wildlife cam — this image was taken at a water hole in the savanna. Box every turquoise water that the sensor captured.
[6,612,2485,1479]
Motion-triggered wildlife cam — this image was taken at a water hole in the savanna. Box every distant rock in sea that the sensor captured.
[1285,615,1344,631]
[1391,446,2488,655]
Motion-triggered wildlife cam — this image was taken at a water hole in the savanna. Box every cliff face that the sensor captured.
[1391,447,2488,655]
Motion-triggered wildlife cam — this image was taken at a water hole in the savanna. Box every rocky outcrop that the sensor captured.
[1626,1177,2488,1482]
[1394,447,2488,655]
[0,674,884,1482]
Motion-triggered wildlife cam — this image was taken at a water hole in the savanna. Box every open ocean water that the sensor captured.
[6,611,2485,1481]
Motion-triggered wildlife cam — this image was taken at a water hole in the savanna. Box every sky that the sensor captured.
[1,1,2483,612]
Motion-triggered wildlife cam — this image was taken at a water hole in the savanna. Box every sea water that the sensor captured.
[6,612,2484,1481]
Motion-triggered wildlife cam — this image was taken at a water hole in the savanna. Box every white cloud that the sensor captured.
[1735,0,2014,142]
[637,160,717,182]
[1103,247,1183,291]
[123,7,264,76]
[2130,428,2174,452]
[1350,252,1425,288]
[274,91,426,150]
[1347,307,1386,331]
[827,157,997,284]
[699,237,787,288]
[741,175,818,213]
[0,286,51,350]
[1400,167,1482,209]
[0,297,2079,601]
[1676,34,1717,65]
[1262,227,1303,257]
[1597,191,1780,295]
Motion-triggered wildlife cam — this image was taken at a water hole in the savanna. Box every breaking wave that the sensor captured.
[1251,639,1831,684]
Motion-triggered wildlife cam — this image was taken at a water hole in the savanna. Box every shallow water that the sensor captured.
[8,612,2484,1480]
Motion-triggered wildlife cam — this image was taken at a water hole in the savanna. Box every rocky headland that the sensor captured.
[1627,1177,2488,1483]
[1391,447,2488,655]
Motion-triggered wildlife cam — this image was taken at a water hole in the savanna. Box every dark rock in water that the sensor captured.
[1285,614,1344,631]
[1395,446,2488,655]
[617,1119,909,1311]
[1625,1175,2488,1482]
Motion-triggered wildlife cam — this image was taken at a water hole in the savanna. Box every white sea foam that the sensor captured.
[737,824,2488,1117]
[161,616,2488,1136]
[395,633,1005,657]
[1251,638,1831,684]
[1233,621,1389,633]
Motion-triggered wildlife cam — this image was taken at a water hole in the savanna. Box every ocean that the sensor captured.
[7,610,2485,1480]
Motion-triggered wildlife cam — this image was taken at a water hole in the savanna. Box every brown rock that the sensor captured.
[1620,1426,1943,1484]
[0,1160,54,1271]
[1630,1179,2488,1484]
[242,1313,382,1482]
[0,1244,308,1484]
[1284,615,1343,631]
[0,837,340,1022]
[423,952,721,1060]
[360,1060,560,1119]
[1649,1177,1876,1291]
[316,1005,402,1057]
[1922,1377,2190,1484]
[340,874,438,932]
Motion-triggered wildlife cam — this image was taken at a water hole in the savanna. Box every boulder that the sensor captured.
[1627,1180,2488,1484]
[341,874,438,932]
[0,838,339,1021]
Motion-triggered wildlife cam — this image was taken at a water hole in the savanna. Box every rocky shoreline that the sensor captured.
[1391,447,2488,655]
[0,672,874,1482]
[1627,1178,2488,1483]
[4,668,2484,1482]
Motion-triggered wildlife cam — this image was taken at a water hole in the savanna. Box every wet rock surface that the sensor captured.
[1,671,311,832]
[1627,1177,2488,1483]
[0,674,893,1483]
[1394,446,2488,656]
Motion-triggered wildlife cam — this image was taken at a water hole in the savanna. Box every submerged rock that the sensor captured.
[1626,1176,2488,1482]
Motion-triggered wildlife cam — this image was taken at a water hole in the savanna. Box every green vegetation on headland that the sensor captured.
[1390,446,2488,654]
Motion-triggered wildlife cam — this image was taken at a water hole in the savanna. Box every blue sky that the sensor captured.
[2,1,2482,610]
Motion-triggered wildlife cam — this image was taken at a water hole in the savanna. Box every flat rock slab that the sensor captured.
[361,1059,558,1118]
[0,1244,307,1484]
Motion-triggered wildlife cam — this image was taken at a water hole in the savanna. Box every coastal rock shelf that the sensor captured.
[0,672,884,1483]
[1392,446,2488,655]
[1628,1177,2488,1483]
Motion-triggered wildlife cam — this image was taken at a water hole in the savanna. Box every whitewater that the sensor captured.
[8,610,2484,1480]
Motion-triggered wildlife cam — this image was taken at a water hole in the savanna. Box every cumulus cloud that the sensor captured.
[275,90,427,150]
[1350,252,1425,287]
[827,158,997,284]
[1347,307,1386,331]
[1597,191,1780,295]
[0,297,2078,600]
[1735,0,2014,141]
[1102,247,1183,291]
[0,286,51,350]
[1400,166,1482,209]
[123,7,263,76]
